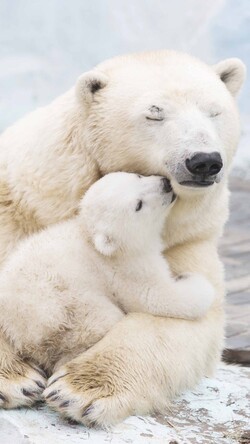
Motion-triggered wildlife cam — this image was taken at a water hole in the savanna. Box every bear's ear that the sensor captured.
[93,232,118,256]
[76,70,108,105]
[213,58,246,96]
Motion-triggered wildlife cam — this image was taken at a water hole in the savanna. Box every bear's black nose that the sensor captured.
[185,152,223,177]
[161,177,172,193]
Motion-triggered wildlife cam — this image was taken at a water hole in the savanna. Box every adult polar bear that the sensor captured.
[0,51,246,426]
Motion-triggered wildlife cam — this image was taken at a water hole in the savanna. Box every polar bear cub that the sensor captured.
[0,172,214,374]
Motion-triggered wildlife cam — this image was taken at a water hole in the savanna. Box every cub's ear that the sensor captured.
[76,70,108,105]
[93,232,118,256]
[213,58,246,96]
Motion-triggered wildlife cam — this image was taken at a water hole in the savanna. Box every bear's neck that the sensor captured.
[163,180,229,249]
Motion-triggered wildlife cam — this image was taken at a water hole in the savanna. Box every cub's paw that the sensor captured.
[185,273,215,317]
[0,362,46,409]
[44,358,134,428]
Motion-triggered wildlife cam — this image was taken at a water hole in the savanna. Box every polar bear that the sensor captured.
[0,172,215,409]
[0,50,245,426]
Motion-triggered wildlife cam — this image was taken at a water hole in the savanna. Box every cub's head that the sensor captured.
[76,51,246,197]
[81,172,176,256]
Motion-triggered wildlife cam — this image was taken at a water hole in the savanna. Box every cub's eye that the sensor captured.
[145,105,164,121]
[135,200,143,211]
[137,174,142,179]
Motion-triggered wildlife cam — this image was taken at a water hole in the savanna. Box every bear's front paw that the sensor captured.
[0,362,46,409]
[44,368,93,425]
[44,355,135,428]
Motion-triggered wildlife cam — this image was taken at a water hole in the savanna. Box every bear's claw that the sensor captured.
[0,393,7,403]
[35,380,46,390]
[82,405,94,417]
[0,364,47,408]
[47,373,68,387]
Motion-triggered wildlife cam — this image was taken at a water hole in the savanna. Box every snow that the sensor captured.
[0,364,249,444]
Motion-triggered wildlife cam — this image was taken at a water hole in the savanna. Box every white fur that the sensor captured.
[0,173,214,373]
[0,52,245,264]
[0,50,246,425]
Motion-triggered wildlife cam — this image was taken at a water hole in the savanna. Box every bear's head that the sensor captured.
[76,51,246,197]
[80,172,175,256]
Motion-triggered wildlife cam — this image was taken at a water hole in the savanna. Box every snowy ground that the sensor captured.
[0,364,249,444]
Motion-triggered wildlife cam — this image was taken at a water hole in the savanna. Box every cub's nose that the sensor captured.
[185,152,223,177]
[161,177,172,193]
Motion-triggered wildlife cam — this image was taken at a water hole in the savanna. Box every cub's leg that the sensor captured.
[0,333,46,408]
[49,296,126,374]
